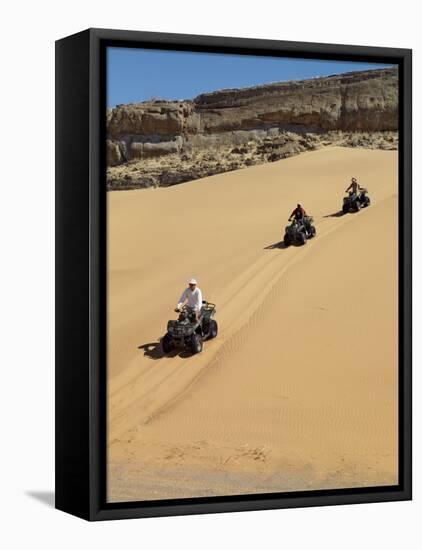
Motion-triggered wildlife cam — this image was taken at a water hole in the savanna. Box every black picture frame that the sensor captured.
[55,28,412,521]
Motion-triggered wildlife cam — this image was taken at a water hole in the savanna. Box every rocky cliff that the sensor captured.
[106,67,398,189]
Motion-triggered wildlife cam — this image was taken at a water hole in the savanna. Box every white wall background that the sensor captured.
[0,1,419,547]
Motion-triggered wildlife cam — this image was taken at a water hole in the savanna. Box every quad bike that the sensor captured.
[161,301,218,355]
[283,216,316,246]
[342,188,371,214]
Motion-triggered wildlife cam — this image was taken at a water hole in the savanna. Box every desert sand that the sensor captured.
[107,147,398,502]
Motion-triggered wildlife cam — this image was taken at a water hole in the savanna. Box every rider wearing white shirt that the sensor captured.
[177,278,203,318]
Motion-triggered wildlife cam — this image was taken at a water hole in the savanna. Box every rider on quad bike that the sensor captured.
[176,278,202,321]
[343,178,370,213]
[345,177,362,196]
[289,204,312,236]
[345,177,370,203]
[162,278,218,355]
[289,203,306,221]
[284,203,316,246]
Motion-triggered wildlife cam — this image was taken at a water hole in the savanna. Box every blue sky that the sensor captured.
[107,47,392,108]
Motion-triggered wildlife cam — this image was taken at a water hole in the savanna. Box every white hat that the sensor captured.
[188,278,197,285]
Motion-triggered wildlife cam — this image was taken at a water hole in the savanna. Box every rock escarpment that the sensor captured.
[107,67,398,189]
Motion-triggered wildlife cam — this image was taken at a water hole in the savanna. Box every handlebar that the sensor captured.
[175,301,214,313]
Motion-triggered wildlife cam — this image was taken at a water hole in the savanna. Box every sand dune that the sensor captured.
[107,147,398,502]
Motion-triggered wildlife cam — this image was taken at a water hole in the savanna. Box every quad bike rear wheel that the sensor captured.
[162,333,174,354]
[309,226,316,238]
[353,201,361,213]
[190,333,203,354]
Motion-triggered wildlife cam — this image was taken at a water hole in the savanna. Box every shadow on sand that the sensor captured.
[138,341,194,360]
[264,241,289,250]
[323,211,344,218]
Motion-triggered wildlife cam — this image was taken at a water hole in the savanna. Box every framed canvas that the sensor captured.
[55,28,412,521]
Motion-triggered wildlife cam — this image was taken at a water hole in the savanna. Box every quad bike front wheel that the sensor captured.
[190,333,203,354]
[209,320,218,339]
[283,234,291,247]
[342,203,349,215]
[297,232,306,245]
[162,333,174,354]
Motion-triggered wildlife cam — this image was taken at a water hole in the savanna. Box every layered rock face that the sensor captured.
[194,67,398,133]
[107,67,398,189]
